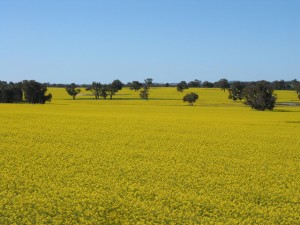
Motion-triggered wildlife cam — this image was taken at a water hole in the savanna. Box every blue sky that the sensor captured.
[0,0,299,84]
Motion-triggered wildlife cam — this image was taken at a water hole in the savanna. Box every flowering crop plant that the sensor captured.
[0,88,299,224]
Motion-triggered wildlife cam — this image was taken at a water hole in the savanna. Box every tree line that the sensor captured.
[0,80,52,104]
[176,78,300,110]
[65,78,153,100]
[1,78,299,110]
[226,79,300,110]
[65,77,300,110]
[40,79,300,90]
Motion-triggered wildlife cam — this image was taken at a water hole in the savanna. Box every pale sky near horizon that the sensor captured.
[0,0,299,84]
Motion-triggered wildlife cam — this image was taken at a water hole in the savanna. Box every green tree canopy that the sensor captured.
[243,81,277,111]
[65,83,81,100]
[228,81,246,101]
[100,84,108,100]
[144,78,153,88]
[139,88,149,100]
[22,80,52,104]
[112,79,124,91]
[176,81,189,92]
[183,92,199,106]
[105,80,122,100]
[87,82,102,100]
[188,79,202,87]
[129,81,143,91]
[294,81,300,100]
[215,78,230,91]
[0,81,23,103]
[202,81,214,88]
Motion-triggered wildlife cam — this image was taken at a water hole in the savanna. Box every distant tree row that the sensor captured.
[0,81,22,103]
[226,80,281,111]
[176,79,231,92]
[43,78,300,91]
[0,80,52,104]
[175,78,299,91]
[65,79,124,100]
[176,79,300,110]
[2,78,299,110]
[295,82,300,100]
[65,78,153,101]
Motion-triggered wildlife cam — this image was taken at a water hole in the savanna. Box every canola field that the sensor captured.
[0,88,300,224]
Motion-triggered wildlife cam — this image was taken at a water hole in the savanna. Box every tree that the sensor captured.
[129,81,142,91]
[111,79,123,91]
[215,78,230,91]
[144,78,153,88]
[295,82,300,100]
[65,83,81,100]
[243,81,277,111]
[87,82,102,99]
[183,92,199,106]
[106,80,123,100]
[0,81,23,103]
[202,81,214,88]
[188,79,202,87]
[291,79,299,89]
[228,81,246,101]
[22,80,52,104]
[176,81,189,92]
[100,84,108,100]
[137,78,153,100]
[106,84,118,100]
[272,80,289,90]
[139,88,149,100]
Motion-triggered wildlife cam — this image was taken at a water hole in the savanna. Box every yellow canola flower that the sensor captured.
[0,88,299,224]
